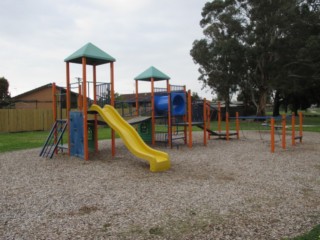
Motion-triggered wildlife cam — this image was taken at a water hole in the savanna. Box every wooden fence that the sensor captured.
[0,109,67,133]
[0,107,135,133]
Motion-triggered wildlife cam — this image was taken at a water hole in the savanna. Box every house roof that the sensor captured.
[134,66,170,81]
[119,93,151,103]
[64,42,116,65]
[13,83,76,99]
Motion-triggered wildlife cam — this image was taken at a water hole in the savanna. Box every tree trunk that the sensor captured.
[256,88,267,116]
[272,90,281,116]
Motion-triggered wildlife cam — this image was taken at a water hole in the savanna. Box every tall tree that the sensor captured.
[190,0,246,112]
[0,77,11,108]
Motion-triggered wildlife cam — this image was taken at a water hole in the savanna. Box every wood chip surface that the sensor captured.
[1,131,319,239]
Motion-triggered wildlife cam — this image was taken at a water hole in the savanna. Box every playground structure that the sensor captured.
[40,42,304,172]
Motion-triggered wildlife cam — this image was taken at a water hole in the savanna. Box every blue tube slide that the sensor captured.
[154,92,186,116]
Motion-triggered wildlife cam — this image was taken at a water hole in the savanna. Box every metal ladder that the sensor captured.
[39,120,68,158]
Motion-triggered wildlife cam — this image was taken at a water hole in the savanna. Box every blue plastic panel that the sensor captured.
[70,111,84,158]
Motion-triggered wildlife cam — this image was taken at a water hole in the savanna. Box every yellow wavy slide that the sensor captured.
[89,104,170,172]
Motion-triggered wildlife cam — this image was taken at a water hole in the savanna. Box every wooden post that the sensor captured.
[236,112,240,139]
[299,112,303,143]
[66,62,71,155]
[93,65,98,152]
[110,62,115,156]
[282,114,286,149]
[135,80,139,117]
[203,98,207,146]
[82,57,89,160]
[292,113,295,146]
[188,90,192,148]
[207,102,211,140]
[183,86,187,144]
[167,83,171,148]
[226,112,229,141]
[151,77,155,145]
[271,117,275,153]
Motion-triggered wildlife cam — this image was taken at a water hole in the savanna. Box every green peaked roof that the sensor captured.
[64,42,116,65]
[134,66,170,81]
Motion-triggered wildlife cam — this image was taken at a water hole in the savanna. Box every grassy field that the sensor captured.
[0,127,113,153]
[1,115,319,153]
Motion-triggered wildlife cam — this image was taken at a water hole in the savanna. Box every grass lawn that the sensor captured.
[285,224,320,240]
[0,127,112,153]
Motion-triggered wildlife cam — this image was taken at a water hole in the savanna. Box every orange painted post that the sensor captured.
[236,112,240,139]
[52,82,57,122]
[82,58,89,160]
[82,57,89,160]
[282,114,286,149]
[110,62,116,156]
[299,112,303,143]
[151,77,155,145]
[226,112,230,141]
[93,65,98,152]
[271,117,275,153]
[292,113,296,146]
[203,98,207,146]
[188,90,192,148]
[207,103,211,140]
[218,101,221,133]
[183,86,187,144]
[167,83,172,148]
[135,80,139,117]
[66,63,71,155]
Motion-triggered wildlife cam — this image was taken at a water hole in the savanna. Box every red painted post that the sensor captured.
[151,77,155,145]
[110,62,115,156]
[66,63,71,155]
[93,65,98,152]
[135,80,139,117]
[82,57,89,160]
[167,83,171,148]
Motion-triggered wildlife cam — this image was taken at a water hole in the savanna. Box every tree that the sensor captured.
[192,0,320,116]
[190,0,246,112]
[0,77,11,108]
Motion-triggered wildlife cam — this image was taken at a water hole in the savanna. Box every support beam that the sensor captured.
[110,62,115,156]
[82,57,89,160]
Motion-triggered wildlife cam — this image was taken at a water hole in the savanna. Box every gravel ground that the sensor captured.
[1,131,320,240]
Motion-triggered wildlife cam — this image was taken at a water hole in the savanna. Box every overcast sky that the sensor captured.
[0,0,212,99]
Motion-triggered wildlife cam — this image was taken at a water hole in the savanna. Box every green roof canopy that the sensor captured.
[64,42,116,65]
[134,66,170,81]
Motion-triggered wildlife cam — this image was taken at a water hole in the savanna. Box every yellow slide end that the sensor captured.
[89,104,170,172]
